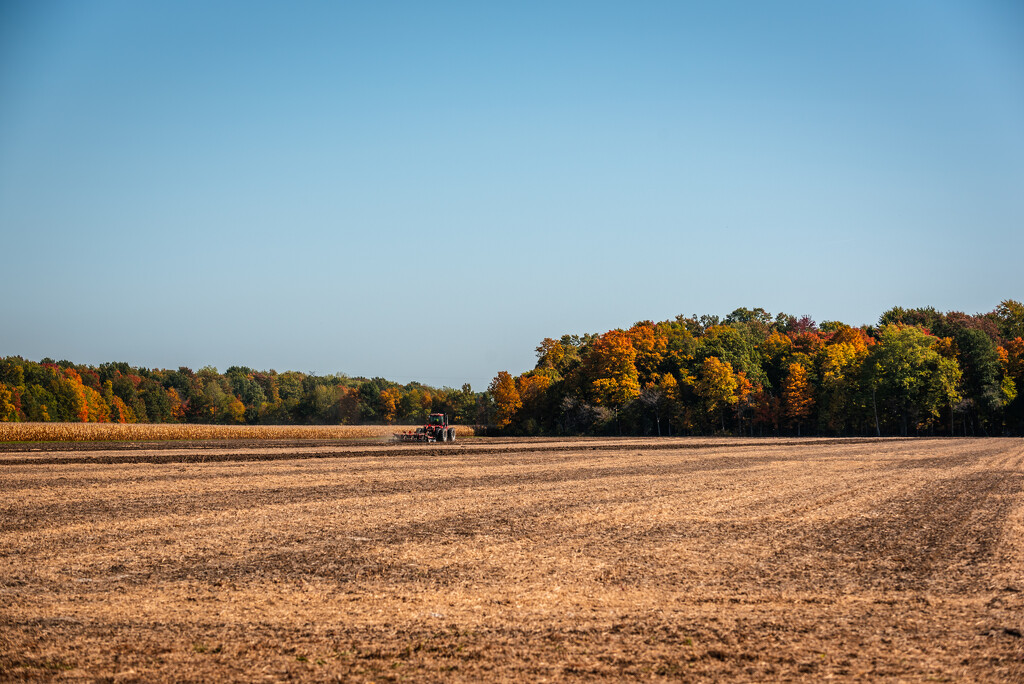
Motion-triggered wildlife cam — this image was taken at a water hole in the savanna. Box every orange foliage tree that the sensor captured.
[110,396,135,423]
[586,330,640,407]
[166,387,186,422]
[782,362,814,435]
[516,373,551,412]
[488,371,522,428]
[626,321,668,386]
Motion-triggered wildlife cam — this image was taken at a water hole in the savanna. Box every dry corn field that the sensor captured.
[1,437,1023,682]
[0,422,477,443]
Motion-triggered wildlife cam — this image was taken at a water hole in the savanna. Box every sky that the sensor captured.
[1,0,1022,390]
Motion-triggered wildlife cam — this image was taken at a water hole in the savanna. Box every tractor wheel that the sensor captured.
[436,428,446,443]
[448,428,456,442]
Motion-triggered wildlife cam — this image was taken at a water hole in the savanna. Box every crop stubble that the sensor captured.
[1,438,1022,681]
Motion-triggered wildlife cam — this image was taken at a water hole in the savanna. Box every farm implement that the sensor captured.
[395,413,456,443]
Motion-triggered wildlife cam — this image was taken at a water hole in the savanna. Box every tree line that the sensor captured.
[3,301,1022,436]
[0,361,490,427]
[487,301,1024,437]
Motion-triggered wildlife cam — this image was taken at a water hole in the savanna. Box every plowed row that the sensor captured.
[1,438,1022,681]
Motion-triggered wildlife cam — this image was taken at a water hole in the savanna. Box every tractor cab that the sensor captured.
[427,413,447,427]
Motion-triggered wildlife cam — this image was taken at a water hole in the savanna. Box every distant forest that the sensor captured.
[489,301,1024,438]
[2,301,1022,437]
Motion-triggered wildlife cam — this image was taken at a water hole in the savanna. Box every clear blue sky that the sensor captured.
[2,1,1022,390]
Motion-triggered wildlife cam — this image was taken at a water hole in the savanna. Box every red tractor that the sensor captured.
[395,413,456,443]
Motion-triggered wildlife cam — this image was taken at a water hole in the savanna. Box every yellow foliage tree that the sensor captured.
[57,372,89,422]
[379,387,402,424]
[0,383,18,422]
[535,338,567,375]
[83,386,110,422]
[626,321,668,385]
[695,356,738,432]
[761,331,793,363]
[817,341,866,433]
[586,330,640,407]
[488,371,522,428]
[657,372,680,430]
[225,397,246,424]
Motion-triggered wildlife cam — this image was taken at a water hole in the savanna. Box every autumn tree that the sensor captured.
[782,362,814,435]
[514,373,553,433]
[166,387,186,422]
[109,396,135,423]
[625,321,668,386]
[637,374,677,436]
[55,368,89,422]
[488,371,522,429]
[379,387,401,424]
[817,326,871,434]
[225,397,246,424]
[694,356,738,433]
[535,336,585,381]
[0,384,19,421]
[584,330,640,408]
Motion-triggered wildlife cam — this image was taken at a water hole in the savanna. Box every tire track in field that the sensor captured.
[0,436,896,465]
[5,441,1019,595]
[761,452,1024,592]
[3,453,786,586]
[82,451,919,588]
[613,440,1020,591]
[0,440,939,560]
[0,444,834,534]
[0,446,865,590]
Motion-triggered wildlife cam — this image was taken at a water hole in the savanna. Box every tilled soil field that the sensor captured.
[1,437,1022,681]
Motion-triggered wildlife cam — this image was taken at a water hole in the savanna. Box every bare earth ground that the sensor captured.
[1,437,1022,682]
